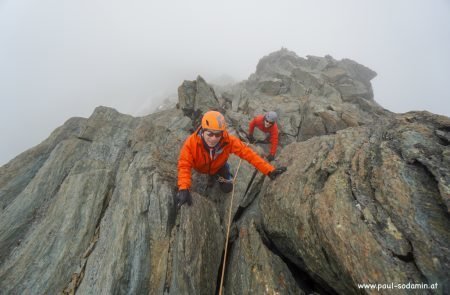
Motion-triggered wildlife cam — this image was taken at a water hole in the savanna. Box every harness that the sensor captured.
[217,175,233,183]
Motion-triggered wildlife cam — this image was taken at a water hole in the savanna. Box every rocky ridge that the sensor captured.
[0,48,449,294]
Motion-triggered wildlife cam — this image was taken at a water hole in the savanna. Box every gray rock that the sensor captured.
[260,112,450,294]
[177,75,220,117]
[224,218,307,294]
[168,193,223,294]
[0,49,448,295]
[258,78,283,96]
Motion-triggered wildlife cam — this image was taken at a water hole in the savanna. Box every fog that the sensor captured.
[1,0,449,165]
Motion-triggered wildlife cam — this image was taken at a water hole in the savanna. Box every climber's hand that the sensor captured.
[176,189,192,207]
[268,167,287,180]
[248,134,255,143]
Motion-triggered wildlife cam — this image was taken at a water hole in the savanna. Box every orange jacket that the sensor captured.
[248,115,279,156]
[178,128,275,190]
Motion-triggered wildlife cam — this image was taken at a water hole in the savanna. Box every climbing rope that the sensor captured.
[218,156,245,295]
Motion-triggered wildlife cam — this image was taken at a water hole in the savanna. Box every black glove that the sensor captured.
[248,134,255,143]
[266,154,274,162]
[176,189,192,207]
[268,167,287,180]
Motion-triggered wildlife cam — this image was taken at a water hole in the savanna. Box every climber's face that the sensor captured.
[264,119,274,128]
[203,129,222,147]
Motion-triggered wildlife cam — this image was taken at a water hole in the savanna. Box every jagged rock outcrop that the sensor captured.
[213,48,390,151]
[0,49,449,294]
[260,112,450,294]
[178,75,221,120]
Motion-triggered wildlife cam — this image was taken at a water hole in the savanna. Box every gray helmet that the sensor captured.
[264,111,278,123]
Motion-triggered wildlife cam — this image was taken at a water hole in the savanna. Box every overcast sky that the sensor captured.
[1,0,449,166]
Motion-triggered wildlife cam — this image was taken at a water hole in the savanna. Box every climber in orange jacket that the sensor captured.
[248,111,279,161]
[176,110,286,207]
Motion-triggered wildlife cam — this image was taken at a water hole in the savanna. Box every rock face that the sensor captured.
[260,113,450,294]
[214,48,390,149]
[178,75,221,119]
[0,49,449,294]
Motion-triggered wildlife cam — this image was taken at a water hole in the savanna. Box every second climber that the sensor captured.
[248,111,279,161]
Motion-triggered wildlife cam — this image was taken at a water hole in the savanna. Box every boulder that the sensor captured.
[224,217,307,294]
[177,75,221,117]
[260,112,450,294]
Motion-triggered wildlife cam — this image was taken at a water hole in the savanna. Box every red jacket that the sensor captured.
[178,128,275,190]
[248,115,279,156]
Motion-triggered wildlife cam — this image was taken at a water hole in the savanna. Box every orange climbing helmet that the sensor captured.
[201,111,226,131]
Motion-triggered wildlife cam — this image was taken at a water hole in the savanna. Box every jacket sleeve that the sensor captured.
[177,137,194,190]
[269,123,279,156]
[248,118,256,136]
[229,136,274,175]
